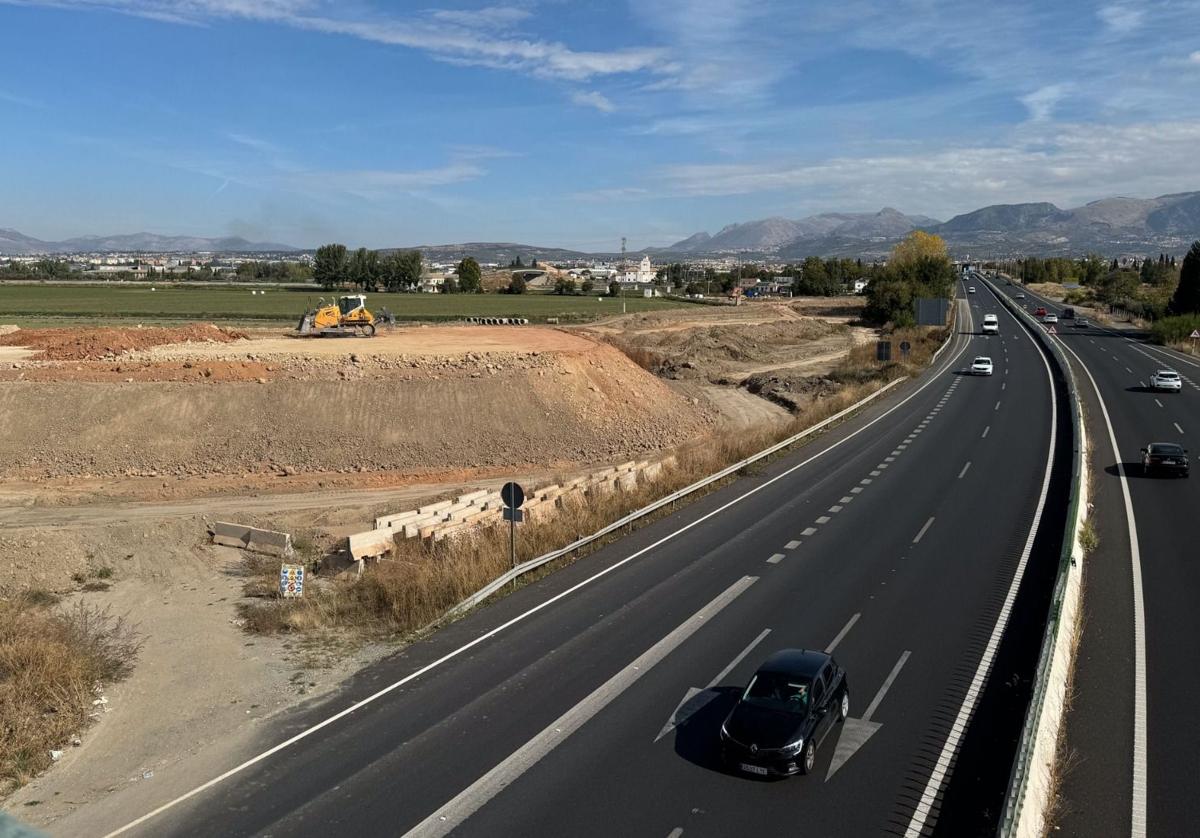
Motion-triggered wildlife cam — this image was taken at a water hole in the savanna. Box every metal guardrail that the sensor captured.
[987,276,1085,837]
[444,315,959,619]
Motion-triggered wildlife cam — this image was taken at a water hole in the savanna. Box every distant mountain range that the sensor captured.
[659,192,1200,258]
[5,190,1199,260]
[0,228,299,255]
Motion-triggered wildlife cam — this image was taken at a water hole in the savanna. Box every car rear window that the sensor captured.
[1158,371,1179,378]
[1149,444,1183,455]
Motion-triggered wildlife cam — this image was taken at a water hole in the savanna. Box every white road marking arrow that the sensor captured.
[826,650,910,781]
[654,628,771,743]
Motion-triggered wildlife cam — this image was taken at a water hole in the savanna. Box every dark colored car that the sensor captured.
[720,649,848,777]
[1141,443,1189,477]
[1062,307,1075,319]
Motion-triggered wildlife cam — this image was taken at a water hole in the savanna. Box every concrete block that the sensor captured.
[375,509,421,529]
[614,460,636,473]
[588,480,616,497]
[642,462,663,481]
[211,522,294,557]
[455,489,489,505]
[418,499,453,515]
[616,471,638,490]
[348,529,397,561]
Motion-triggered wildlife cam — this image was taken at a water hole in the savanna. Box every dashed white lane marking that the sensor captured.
[912,517,935,544]
[981,425,990,438]
[1002,382,1006,390]
[801,527,818,536]
[877,464,889,470]
[667,828,683,838]
[850,487,863,494]
[403,576,757,838]
[1126,366,1134,374]
[994,400,1001,411]
[815,516,831,525]
[870,469,883,477]
[958,462,971,479]
[829,505,843,513]
[912,428,923,435]
[1175,422,1185,435]
[767,553,785,564]
[839,496,853,504]
[884,456,896,463]
[860,477,873,485]
[785,540,801,549]
[825,612,861,654]
[1155,398,1163,408]
[891,449,902,456]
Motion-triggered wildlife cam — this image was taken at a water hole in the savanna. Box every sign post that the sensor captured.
[899,340,911,361]
[1190,329,1200,355]
[501,481,525,574]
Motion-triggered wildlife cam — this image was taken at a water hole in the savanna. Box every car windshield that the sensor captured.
[1157,371,1179,379]
[974,358,990,365]
[742,672,812,713]
[1149,444,1184,456]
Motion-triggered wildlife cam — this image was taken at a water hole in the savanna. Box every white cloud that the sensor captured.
[573,186,650,202]
[225,132,282,154]
[654,120,1200,217]
[1019,83,1071,122]
[570,90,615,113]
[6,1,669,82]
[0,87,45,108]
[1189,50,1200,64]
[1098,3,1145,34]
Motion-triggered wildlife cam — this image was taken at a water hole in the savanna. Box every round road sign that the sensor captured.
[899,340,911,353]
[501,481,525,509]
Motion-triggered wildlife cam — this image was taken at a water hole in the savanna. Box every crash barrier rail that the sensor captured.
[986,275,1087,838]
[442,311,960,618]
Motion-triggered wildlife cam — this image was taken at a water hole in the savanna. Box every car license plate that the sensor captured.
[739,763,769,776]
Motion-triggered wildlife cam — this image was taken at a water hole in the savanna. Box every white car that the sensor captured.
[968,286,976,293]
[1044,313,1059,324]
[982,314,999,335]
[970,356,994,376]
[1150,369,1182,392]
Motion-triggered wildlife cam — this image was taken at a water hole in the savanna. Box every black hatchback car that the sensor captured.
[1142,442,1190,477]
[720,649,848,777]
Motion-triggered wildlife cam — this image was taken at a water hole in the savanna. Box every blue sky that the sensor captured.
[2,0,1200,250]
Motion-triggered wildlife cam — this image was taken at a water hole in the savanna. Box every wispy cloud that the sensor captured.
[1190,50,1200,64]
[570,90,615,113]
[655,120,1200,216]
[225,132,283,154]
[1098,3,1145,34]
[0,87,46,108]
[1020,83,1072,122]
[573,186,650,202]
[5,1,669,82]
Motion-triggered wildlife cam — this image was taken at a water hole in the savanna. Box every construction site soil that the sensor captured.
[0,324,715,488]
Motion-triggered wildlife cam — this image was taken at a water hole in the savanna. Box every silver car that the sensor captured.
[1150,370,1182,392]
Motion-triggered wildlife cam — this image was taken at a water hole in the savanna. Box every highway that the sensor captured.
[93,285,1069,838]
[991,280,1199,838]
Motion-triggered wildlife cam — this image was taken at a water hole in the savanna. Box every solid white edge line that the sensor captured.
[1052,336,1148,838]
[105,299,978,837]
[904,280,1058,838]
[825,612,861,654]
[403,575,758,838]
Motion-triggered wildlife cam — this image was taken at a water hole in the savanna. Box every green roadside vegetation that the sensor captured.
[0,284,690,325]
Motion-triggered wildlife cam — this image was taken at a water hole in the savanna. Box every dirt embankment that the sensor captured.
[0,325,714,488]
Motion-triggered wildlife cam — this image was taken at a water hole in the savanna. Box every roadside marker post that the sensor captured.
[279,563,305,598]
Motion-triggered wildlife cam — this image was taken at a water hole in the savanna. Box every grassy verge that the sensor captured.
[0,595,141,794]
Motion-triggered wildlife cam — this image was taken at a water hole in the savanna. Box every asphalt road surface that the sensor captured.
[995,280,1199,838]
[96,286,1065,838]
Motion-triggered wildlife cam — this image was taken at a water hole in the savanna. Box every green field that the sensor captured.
[0,283,691,326]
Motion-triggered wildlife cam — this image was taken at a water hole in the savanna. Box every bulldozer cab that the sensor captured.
[338,295,366,316]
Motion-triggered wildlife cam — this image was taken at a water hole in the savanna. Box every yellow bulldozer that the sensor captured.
[296,295,388,337]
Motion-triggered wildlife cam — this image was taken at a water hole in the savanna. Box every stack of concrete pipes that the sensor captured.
[463,317,530,325]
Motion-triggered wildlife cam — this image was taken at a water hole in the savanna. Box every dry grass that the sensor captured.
[238,372,893,640]
[0,596,141,794]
